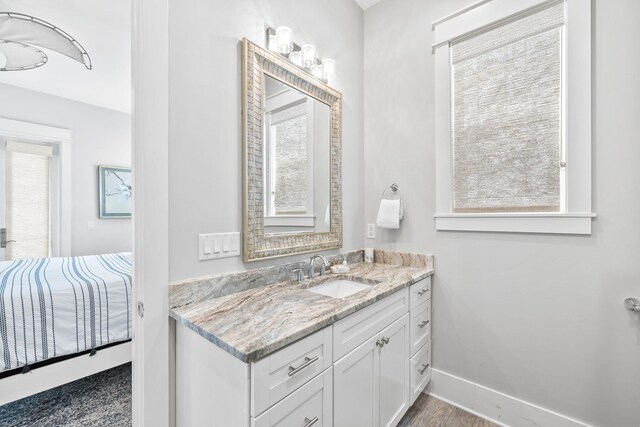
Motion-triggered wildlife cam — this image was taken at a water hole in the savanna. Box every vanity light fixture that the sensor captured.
[301,44,317,69]
[310,63,323,79]
[267,33,278,53]
[289,50,303,67]
[322,58,335,82]
[275,26,293,54]
[265,27,336,84]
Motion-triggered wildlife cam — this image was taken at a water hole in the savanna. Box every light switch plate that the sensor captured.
[199,232,241,260]
[366,224,376,239]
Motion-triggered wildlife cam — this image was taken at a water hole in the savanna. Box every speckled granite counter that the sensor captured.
[170,251,434,363]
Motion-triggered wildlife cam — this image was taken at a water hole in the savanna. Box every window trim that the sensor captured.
[432,0,594,235]
[0,117,72,255]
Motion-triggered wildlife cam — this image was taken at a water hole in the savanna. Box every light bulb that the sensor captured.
[289,51,303,67]
[310,63,323,79]
[322,58,335,82]
[301,44,317,69]
[275,26,293,55]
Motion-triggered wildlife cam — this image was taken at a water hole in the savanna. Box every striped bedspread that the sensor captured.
[0,253,132,372]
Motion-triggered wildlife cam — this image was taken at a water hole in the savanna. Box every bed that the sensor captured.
[0,253,132,404]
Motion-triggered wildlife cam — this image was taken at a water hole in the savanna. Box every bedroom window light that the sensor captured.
[432,0,594,234]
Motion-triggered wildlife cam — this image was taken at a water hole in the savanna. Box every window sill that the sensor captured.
[434,213,596,235]
[264,215,316,228]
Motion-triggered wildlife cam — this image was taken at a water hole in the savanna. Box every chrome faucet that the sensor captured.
[308,254,330,279]
[291,268,304,282]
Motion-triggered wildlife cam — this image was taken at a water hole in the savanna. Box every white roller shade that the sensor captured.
[451,1,564,213]
[5,141,53,260]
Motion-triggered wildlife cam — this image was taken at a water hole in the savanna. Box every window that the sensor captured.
[268,100,310,216]
[433,0,594,234]
[0,117,72,259]
[5,141,55,259]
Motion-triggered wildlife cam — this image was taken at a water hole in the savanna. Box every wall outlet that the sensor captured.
[87,221,95,230]
[366,223,376,239]
[199,232,241,261]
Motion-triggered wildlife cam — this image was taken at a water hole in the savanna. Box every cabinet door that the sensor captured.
[378,314,410,427]
[333,334,379,427]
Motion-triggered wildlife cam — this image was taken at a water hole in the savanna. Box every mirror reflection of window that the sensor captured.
[263,74,331,235]
[268,100,309,216]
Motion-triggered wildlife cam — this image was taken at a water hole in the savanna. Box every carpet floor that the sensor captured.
[0,363,131,427]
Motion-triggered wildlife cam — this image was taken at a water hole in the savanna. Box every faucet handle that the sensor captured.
[291,269,304,282]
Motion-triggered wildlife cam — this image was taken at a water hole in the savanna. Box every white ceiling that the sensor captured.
[354,0,383,10]
[0,0,131,113]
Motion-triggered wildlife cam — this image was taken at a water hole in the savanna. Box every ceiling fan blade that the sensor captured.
[0,12,91,69]
[0,39,47,71]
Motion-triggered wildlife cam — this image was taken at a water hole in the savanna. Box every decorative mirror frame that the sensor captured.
[242,38,343,262]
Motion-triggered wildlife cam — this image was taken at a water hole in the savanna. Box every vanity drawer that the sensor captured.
[409,299,431,356]
[252,368,333,427]
[333,288,409,361]
[251,326,333,417]
[410,340,432,405]
[409,277,431,309]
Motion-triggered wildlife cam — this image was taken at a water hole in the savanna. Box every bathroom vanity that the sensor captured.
[171,253,433,426]
[169,37,433,427]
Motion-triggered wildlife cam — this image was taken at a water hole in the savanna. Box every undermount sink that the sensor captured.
[306,279,374,299]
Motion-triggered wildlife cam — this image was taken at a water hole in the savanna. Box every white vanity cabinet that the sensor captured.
[333,289,411,427]
[408,277,432,405]
[175,277,433,427]
[333,314,410,427]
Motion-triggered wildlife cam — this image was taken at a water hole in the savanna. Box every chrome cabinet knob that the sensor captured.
[624,298,640,312]
[381,337,390,344]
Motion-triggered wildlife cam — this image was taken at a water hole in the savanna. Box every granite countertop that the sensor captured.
[170,260,434,363]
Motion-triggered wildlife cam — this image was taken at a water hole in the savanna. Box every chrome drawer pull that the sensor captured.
[304,416,319,427]
[418,320,430,328]
[288,356,319,377]
[417,288,429,296]
[418,363,430,375]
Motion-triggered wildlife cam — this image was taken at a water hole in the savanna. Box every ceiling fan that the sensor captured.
[0,12,91,71]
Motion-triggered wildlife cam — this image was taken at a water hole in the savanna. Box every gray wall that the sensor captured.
[0,83,132,256]
[169,0,364,281]
[364,0,640,425]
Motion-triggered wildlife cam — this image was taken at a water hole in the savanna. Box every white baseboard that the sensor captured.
[429,368,592,427]
[0,341,132,406]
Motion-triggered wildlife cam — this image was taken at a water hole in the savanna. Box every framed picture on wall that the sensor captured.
[98,165,132,218]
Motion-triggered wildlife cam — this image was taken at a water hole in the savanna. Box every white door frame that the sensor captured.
[131,0,170,425]
[0,118,72,259]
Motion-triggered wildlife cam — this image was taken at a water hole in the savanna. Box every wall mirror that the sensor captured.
[242,38,342,261]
